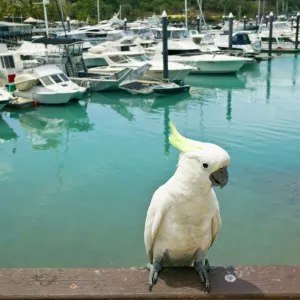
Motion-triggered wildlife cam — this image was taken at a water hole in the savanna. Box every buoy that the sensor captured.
[34,101,38,107]
[276,46,283,50]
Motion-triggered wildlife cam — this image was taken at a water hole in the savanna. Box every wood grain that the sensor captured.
[0,266,299,299]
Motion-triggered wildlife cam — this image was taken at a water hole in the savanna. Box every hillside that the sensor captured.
[0,0,299,24]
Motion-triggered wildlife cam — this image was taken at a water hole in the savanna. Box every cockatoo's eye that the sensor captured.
[202,163,209,168]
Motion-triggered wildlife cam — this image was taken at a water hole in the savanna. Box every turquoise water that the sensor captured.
[0,56,300,267]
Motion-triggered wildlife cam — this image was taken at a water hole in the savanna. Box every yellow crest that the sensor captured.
[169,121,201,152]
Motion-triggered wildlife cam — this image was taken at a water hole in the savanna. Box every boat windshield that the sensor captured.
[40,73,69,86]
[58,73,69,82]
[127,54,151,62]
[107,31,132,41]
[154,29,190,40]
[40,76,54,86]
[273,22,291,31]
[110,54,150,63]
[51,74,63,83]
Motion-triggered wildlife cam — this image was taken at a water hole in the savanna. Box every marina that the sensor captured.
[0,55,300,267]
[0,0,300,296]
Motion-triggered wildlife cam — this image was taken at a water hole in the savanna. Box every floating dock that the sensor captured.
[6,97,34,109]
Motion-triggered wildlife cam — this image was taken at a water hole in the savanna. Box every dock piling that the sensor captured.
[228,13,234,50]
[296,12,300,50]
[162,10,169,80]
[268,12,274,58]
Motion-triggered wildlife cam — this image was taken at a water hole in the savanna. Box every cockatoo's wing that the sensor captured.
[210,212,221,248]
[144,188,167,263]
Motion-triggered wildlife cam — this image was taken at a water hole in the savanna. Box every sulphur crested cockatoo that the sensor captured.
[144,121,230,292]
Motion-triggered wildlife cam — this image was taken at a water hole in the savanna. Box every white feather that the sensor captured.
[144,142,229,266]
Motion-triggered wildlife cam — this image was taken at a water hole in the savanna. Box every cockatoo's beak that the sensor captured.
[210,167,229,188]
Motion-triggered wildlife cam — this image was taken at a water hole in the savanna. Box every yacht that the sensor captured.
[0,88,12,111]
[13,65,86,105]
[87,51,195,82]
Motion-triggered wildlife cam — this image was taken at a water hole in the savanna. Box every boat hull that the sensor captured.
[182,60,245,74]
[14,91,71,105]
[0,100,9,111]
[145,69,191,81]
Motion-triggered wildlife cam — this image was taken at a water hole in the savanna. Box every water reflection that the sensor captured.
[186,74,246,90]
[19,102,93,150]
[88,92,192,155]
[0,115,18,145]
[266,61,272,102]
[226,91,232,121]
[89,92,190,121]
[292,54,298,86]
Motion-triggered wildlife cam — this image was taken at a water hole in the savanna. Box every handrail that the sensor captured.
[0,266,299,299]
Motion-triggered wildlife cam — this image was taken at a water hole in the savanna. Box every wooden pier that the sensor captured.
[0,266,299,299]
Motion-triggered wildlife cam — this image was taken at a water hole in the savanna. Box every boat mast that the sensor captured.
[184,0,188,29]
[258,0,260,24]
[43,0,49,37]
[97,0,100,24]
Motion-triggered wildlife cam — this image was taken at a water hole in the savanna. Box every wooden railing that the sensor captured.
[0,266,299,299]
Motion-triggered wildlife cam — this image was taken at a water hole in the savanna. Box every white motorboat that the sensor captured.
[13,65,86,105]
[87,51,195,82]
[0,44,24,79]
[257,22,298,52]
[0,88,12,111]
[214,31,261,55]
[153,41,252,74]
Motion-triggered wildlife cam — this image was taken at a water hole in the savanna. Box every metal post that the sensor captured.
[66,16,71,32]
[268,12,274,57]
[123,18,127,30]
[97,0,100,24]
[119,5,122,20]
[162,10,168,80]
[256,15,258,26]
[266,15,269,26]
[197,16,200,32]
[184,0,188,29]
[296,12,300,50]
[243,15,246,30]
[222,15,225,26]
[228,12,234,50]
[258,0,261,23]
[60,0,64,21]
[43,0,49,37]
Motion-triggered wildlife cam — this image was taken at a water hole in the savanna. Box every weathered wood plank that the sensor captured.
[0,266,299,299]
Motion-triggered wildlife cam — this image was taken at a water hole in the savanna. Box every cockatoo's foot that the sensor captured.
[194,259,211,292]
[146,261,162,291]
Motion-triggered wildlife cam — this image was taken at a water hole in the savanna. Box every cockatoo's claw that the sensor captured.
[146,262,162,292]
[204,259,211,272]
[194,260,211,292]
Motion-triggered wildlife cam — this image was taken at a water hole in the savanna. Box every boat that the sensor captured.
[0,44,24,79]
[13,65,86,105]
[119,79,162,95]
[87,51,195,82]
[0,87,13,111]
[71,64,151,92]
[153,42,252,74]
[153,83,190,95]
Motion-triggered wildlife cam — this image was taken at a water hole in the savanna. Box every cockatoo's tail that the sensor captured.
[168,120,230,188]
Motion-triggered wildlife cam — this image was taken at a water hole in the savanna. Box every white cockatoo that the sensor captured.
[144,121,230,292]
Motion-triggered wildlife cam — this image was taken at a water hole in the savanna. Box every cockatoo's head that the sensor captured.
[169,121,230,188]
